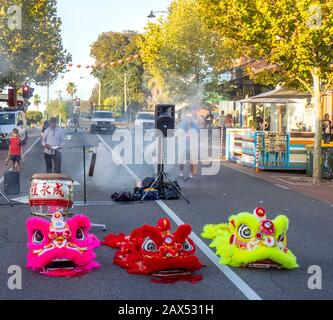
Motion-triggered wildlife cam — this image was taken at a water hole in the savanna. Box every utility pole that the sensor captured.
[98,79,102,107]
[55,90,62,127]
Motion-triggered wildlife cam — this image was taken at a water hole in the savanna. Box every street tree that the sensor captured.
[90,31,146,113]
[198,0,333,183]
[103,96,122,118]
[46,98,69,123]
[139,0,232,104]
[66,82,77,100]
[26,110,43,125]
[32,94,41,110]
[0,0,71,103]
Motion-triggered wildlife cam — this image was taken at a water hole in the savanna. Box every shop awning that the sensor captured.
[238,87,312,103]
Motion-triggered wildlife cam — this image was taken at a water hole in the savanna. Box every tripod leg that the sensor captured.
[141,174,161,201]
[0,191,13,207]
[163,173,190,204]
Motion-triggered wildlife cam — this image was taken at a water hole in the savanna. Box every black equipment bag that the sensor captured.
[142,177,155,188]
[4,171,20,195]
[162,181,181,200]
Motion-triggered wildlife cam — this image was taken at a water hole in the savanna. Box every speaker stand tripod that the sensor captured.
[0,189,13,206]
[141,136,190,204]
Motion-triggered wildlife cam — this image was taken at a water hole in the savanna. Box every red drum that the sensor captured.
[29,174,74,216]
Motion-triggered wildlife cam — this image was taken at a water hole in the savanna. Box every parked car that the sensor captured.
[0,110,28,147]
[90,110,116,134]
[78,112,92,131]
[134,111,155,130]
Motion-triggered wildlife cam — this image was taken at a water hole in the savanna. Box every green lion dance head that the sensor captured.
[201,208,298,269]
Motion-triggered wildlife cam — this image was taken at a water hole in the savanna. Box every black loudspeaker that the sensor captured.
[4,171,20,195]
[155,104,175,137]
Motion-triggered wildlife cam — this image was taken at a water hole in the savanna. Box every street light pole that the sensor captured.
[56,90,62,126]
[98,79,102,107]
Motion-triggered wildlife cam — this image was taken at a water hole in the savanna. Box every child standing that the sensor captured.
[5,128,23,172]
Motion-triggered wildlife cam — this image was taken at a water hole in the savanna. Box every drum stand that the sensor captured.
[82,146,106,231]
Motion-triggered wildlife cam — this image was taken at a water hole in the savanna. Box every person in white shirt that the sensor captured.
[219,110,226,128]
[41,117,64,173]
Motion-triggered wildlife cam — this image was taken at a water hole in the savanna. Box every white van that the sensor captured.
[134,111,155,129]
[90,110,116,134]
[0,110,28,147]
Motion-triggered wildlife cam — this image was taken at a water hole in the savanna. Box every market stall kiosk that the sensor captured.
[226,87,319,170]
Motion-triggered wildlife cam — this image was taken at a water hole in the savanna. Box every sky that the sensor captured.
[35,0,172,106]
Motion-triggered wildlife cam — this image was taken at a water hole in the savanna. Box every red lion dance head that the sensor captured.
[26,212,101,277]
[103,218,204,283]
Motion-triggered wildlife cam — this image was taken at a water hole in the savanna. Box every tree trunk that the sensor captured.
[312,70,322,184]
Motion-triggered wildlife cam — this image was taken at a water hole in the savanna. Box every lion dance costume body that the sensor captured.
[202,208,298,269]
[26,174,101,277]
[103,218,204,283]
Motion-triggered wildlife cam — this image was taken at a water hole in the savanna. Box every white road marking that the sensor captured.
[23,136,41,157]
[156,200,262,301]
[11,196,29,204]
[274,184,290,190]
[66,135,72,140]
[73,180,81,186]
[97,134,262,301]
[97,134,140,181]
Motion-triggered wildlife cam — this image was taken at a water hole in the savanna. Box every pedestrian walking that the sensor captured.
[322,113,332,144]
[179,115,199,180]
[5,128,24,172]
[204,110,215,129]
[219,110,226,128]
[41,117,64,173]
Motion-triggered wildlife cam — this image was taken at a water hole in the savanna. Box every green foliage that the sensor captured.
[139,0,234,104]
[103,96,122,117]
[198,0,333,93]
[0,0,71,92]
[46,99,69,122]
[90,31,146,112]
[26,110,43,125]
[66,82,77,98]
[32,94,41,108]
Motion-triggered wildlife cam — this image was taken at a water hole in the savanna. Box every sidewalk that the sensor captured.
[222,160,333,206]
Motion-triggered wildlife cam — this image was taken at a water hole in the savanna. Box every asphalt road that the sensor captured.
[0,129,332,300]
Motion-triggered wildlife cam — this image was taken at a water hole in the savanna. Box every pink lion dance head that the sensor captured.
[26,212,101,277]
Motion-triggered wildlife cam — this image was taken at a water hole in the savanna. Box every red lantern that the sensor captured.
[101,63,107,69]
[77,64,81,68]
[85,65,90,69]
[68,63,73,68]
[118,59,124,66]
[110,62,115,67]
[126,57,132,63]
[133,54,140,59]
